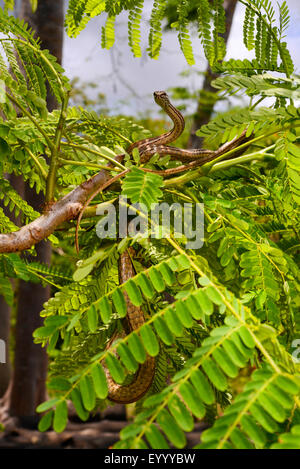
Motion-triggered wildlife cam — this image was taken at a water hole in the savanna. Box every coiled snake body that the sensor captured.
[107,92,191,404]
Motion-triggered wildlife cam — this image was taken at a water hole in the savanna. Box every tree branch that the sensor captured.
[0,131,249,254]
[0,156,123,253]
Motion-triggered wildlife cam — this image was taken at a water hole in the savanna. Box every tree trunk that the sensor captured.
[188,0,238,148]
[9,0,64,428]
[0,173,24,398]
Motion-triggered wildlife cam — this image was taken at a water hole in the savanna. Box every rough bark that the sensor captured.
[0,174,24,398]
[188,0,238,148]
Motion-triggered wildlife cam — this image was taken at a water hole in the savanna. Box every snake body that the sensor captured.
[138,91,214,163]
[126,91,185,155]
[106,92,187,404]
[100,91,244,403]
[107,249,155,403]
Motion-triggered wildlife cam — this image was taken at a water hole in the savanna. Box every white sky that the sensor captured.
[62,0,300,117]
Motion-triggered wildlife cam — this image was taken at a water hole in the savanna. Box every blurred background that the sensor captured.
[61,0,300,116]
[8,0,300,117]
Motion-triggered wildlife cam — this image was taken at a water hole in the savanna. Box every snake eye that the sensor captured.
[154,91,167,96]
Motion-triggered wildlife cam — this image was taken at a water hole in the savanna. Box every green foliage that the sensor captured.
[128,1,144,58]
[148,0,167,59]
[197,0,213,62]
[64,0,294,74]
[122,167,164,210]
[0,179,40,224]
[4,0,37,13]
[0,2,299,451]
[101,14,116,50]
[198,367,300,449]
[271,424,300,449]
[174,0,195,66]
[0,9,69,109]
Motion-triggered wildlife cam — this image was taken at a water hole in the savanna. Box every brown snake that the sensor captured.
[78,91,246,403]
[104,92,190,403]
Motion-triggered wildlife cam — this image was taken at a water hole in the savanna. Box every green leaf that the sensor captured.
[145,424,170,449]
[70,389,89,421]
[87,305,98,332]
[257,392,286,422]
[90,364,108,399]
[36,398,60,413]
[148,268,165,292]
[179,381,206,419]
[212,347,239,378]
[139,324,160,356]
[157,263,176,286]
[239,326,256,349]
[175,301,194,328]
[194,289,214,315]
[249,403,279,433]
[267,384,294,410]
[164,308,184,336]
[99,296,112,323]
[136,273,155,299]
[105,353,125,383]
[168,395,194,432]
[111,289,127,317]
[230,427,254,449]
[202,358,227,391]
[127,332,147,363]
[120,423,143,440]
[240,414,266,448]
[275,375,299,395]
[157,409,186,448]
[176,254,191,269]
[222,340,247,368]
[153,317,174,345]
[38,411,53,432]
[124,279,143,306]
[48,377,71,392]
[33,325,56,339]
[53,401,68,433]
[66,312,81,331]
[44,316,69,327]
[185,294,204,321]
[205,286,223,305]
[122,167,163,210]
[73,263,94,282]
[79,375,96,411]
[117,343,139,373]
[190,369,215,405]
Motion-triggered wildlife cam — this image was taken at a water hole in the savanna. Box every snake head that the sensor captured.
[153,91,170,109]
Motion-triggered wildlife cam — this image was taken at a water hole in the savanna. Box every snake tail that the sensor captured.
[106,249,156,404]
